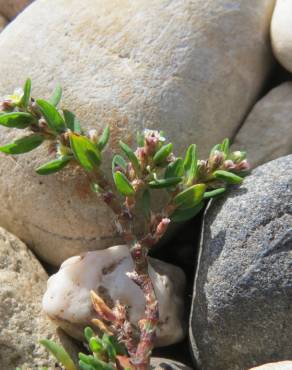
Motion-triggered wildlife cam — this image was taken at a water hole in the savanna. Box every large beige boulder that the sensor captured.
[43,245,186,347]
[271,0,292,72]
[232,82,292,168]
[0,227,79,370]
[250,362,292,370]
[0,0,275,265]
[0,0,33,20]
[0,14,7,31]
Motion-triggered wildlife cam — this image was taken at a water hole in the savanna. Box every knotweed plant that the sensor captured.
[0,79,249,370]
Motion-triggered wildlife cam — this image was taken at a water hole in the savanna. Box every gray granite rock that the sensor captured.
[0,0,275,265]
[0,227,79,369]
[190,155,292,370]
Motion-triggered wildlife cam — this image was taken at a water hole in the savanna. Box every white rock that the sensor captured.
[250,362,292,370]
[232,82,292,168]
[0,0,33,20]
[0,0,275,265]
[43,245,186,347]
[271,0,292,72]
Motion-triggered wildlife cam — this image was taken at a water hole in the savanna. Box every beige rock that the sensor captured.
[0,226,80,370]
[232,82,292,168]
[0,0,33,20]
[0,14,7,31]
[43,245,186,347]
[271,0,292,72]
[0,0,275,265]
[250,361,292,370]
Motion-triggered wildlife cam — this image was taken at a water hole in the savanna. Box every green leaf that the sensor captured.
[21,78,31,108]
[136,132,144,147]
[84,327,95,343]
[148,176,182,189]
[221,138,230,156]
[102,334,116,360]
[37,99,65,133]
[69,133,101,171]
[0,134,44,155]
[153,143,173,165]
[97,126,110,151]
[112,154,127,174]
[0,112,33,129]
[79,361,96,370]
[113,171,135,196]
[119,141,140,175]
[79,354,115,370]
[204,187,226,199]
[63,110,82,134]
[36,156,71,175]
[165,158,184,179]
[89,337,103,354]
[183,144,198,184]
[40,339,77,370]
[173,183,206,209]
[213,170,243,184]
[171,202,204,222]
[142,189,151,218]
[50,85,62,106]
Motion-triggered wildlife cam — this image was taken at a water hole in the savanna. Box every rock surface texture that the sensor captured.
[271,0,292,72]
[0,0,275,265]
[232,82,292,168]
[190,155,292,370]
[0,0,33,20]
[43,245,186,347]
[0,227,79,370]
[250,362,292,370]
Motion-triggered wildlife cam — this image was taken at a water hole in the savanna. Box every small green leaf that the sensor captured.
[213,170,243,184]
[79,361,96,370]
[183,144,198,184]
[153,143,173,165]
[21,78,31,108]
[97,126,110,151]
[37,99,65,133]
[119,141,140,175]
[0,112,33,129]
[69,133,101,171]
[165,158,184,179]
[84,327,95,343]
[148,177,182,189]
[40,339,77,370]
[171,202,204,222]
[102,334,116,360]
[112,154,127,174]
[79,354,115,370]
[173,183,206,209]
[142,189,151,218]
[136,132,144,147]
[36,156,71,175]
[63,110,82,134]
[50,85,62,106]
[89,337,103,354]
[0,134,44,155]
[204,187,226,199]
[221,138,230,156]
[113,171,135,196]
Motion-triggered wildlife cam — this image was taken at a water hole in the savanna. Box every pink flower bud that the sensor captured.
[236,159,250,171]
[88,129,98,143]
[156,218,170,236]
[223,160,236,170]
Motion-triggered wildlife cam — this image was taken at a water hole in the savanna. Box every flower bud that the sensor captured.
[88,129,98,144]
[223,159,236,170]
[236,159,250,171]
[156,217,170,237]
[231,150,246,163]
[209,150,224,170]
